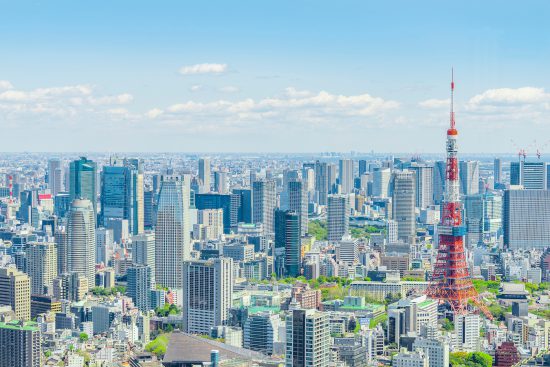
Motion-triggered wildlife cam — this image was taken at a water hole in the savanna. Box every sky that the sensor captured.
[1,0,550,154]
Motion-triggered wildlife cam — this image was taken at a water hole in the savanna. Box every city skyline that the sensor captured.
[2,1,550,153]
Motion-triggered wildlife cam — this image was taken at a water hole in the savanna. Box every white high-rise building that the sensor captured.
[198,157,211,193]
[26,241,57,295]
[393,349,429,367]
[336,239,358,264]
[387,219,398,243]
[338,159,354,194]
[455,314,480,351]
[132,231,156,285]
[433,161,446,204]
[327,194,349,242]
[411,164,433,209]
[285,309,330,367]
[392,171,416,243]
[67,199,96,286]
[48,159,64,196]
[252,179,277,236]
[182,257,233,334]
[373,167,391,198]
[95,227,114,265]
[413,338,449,367]
[459,161,480,195]
[155,175,191,290]
[198,208,224,240]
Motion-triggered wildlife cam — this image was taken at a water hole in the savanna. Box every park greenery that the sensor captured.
[450,351,493,367]
[350,225,384,239]
[146,333,170,356]
[442,318,454,331]
[308,220,327,240]
[154,303,181,317]
[90,286,126,296]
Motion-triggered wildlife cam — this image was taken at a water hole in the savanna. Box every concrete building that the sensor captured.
[198,208,224,240]
[182,258,233,334]
[459,160,480,195]
[155,175,191,290]
[328,194,349,242]
[411,164,433,209]
[339,159,354,194]
[285,309,330,367]
[67,199,96,286]
[243,311,280,355]
[132,231,155,284]
[373,167,391,198]
[392,171,416,243]
[127,265,151,312]
[198,157,211,193]
[26,241,57,295]
[0,267,31,321]
[48,158,64,196]
[393,348,429,367]
[455,314,480,351]
[412,338,449,367]
[0,320,41,367]
[503,189,550,249]
[288,180,308,236]
[252,179,277,236]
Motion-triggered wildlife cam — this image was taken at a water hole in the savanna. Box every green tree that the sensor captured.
[79,332,89,342]
[467,352,493,367]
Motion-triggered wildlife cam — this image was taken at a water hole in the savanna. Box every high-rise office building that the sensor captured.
[155,175,191,289]
[392,171,416,243]
[195,193,236,233]
[327,163,337,194]
[454,314,480,351]
[339,159,354,194]
[198,157,211,193]
[275,210,301,277]
[0,320,41,367]
[55,229,68,275]
[285,309,330,367]
[233,188,252,223]
[132,232,156,285]
[197,208,224,240]
[26,242,57,296]
[213,170,228,194]
[459,161,479,195]
[503,189,550,249]
[359,160,367,176]
[0,267,31,321]
[182,257,233,334]
[511,161,547,189]
[494,158,502,185]
[127,265,151,312]
[144,189,155,229]
[69,157,97,214]
[243,311,280,355]
[252,179,276,236]
[67,199,96,286]
[327,194,349,242]
[373,167,391,198]
[433,160,446,204]
[95,227,113,265]
[288,180,308,236]
[101,159,144,235]
[314,161,329,205]
[464,194,483,245]
[411,164,433,209]
[48,158,63,196]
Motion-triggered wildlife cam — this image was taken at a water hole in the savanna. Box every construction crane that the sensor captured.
[533,139,550,160]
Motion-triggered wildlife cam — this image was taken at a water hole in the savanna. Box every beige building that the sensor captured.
[0,267,31,321]
[26,242,58,295]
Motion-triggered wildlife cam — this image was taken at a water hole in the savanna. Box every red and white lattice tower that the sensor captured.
[425,71,492,319]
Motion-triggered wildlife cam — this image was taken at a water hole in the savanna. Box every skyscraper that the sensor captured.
[252,179,276,236]
[494,158,502,185]
[275,210,301,277]
[327,194,349,242]
[132,232,156,285]
[0,320,41,367]
[127,265,151,312]
[459,161,480,195]
[213,170,228,194]
[285,309,330,367]
[67,199,96,286]
[358,159,367,176]
[198,157,211,193]
[433,160,446,204]
[48,158,63,196]
[233,188,252,223]
[182,257,233,334]
[338,159,354,194]
[0,267,31,321]
[314,161,329,205]
[372,167,391,198]
[101,159,144,235]
[26,242,57,296]
[511,161,547,189]
[69,157,97,214]
[392,171,416,243]
[288,180,308,236]
[155,175,190,290]
[411,164,433,209]
[503,189,550,249]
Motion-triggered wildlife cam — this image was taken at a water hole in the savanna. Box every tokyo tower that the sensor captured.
[425,71,492,319]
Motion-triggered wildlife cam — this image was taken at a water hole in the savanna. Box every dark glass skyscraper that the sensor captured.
[69,157,97,214]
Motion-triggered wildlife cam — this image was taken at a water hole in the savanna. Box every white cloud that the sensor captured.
[179,63,228,75]
[468,87,549,106]
[419,98,450,109]
[147,108,164,119]
[190,85,203,92]
[0,80,13,90]
[285,87,311,98]
[89,93,134,105]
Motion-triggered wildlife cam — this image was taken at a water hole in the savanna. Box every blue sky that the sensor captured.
[1,0,550,153]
